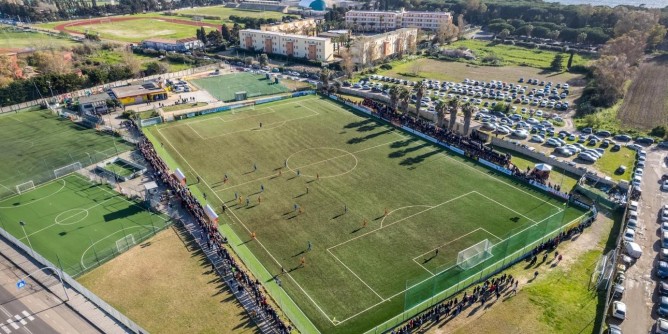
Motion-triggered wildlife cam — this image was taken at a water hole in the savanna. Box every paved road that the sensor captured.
[618,147,667,333]
[0,256,101,334]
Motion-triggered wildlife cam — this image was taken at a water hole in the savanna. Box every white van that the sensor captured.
[625,241,642,259]
[629,200,639,212]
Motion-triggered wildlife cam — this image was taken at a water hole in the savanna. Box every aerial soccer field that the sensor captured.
[145,95,588,334]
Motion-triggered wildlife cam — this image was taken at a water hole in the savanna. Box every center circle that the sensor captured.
[285,147,358,179]
[55,208,89,225]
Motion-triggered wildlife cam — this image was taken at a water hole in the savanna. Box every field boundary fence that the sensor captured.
[0,226,149,334]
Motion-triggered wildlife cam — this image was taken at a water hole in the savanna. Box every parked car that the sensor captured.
[627,218,638,230]
[660,261,668,280]
[659,297,668,317]
[662,206,668,222]
[636,137,655,145]
[614,134,632,142]
[623,228,635,242]
[657,318,668,334]
[662,180,668,191]
[611,301,626,320]
[660,281,668,296]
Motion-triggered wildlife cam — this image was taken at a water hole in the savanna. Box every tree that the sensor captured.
[613,10,659,37]
[230,23,241,44]
[414,81,425,116]
[221,24,231,42]
[435,21,459,44]
[547,30,560,41]
[389,85,400,111]
[577,32,587,44]
[647,24,667,51]
[29,50,72,75]
[600,30,647,66]
[399,86,410,113]
[340,49,354,79]
[258,53,269,66]
[435,99,446,128]
[207,30,223,46]
[144,62,168,76]
[462,103,474,135]
[497,29,510,40]
[567,51,575,69]
[319,68,330,92]
[407,34,417,54]
[488,23,515,35]
[550,54,565,72]
[196,28,203,42]
[0,54,20,87]
[122,51,141,77]
[447,98,459,131]
[365,41,379,66]
[457,14,465,37]
[244,56,254,66]
[198,27,208,44]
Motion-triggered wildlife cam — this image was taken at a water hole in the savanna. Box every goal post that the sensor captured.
[115,234,136,254]
[53,162,83,178]
[457,239,493,270]
[15,181,35,194]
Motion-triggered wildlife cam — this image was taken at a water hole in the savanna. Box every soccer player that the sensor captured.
[258,195,262,204]
[246,198,250,206]
[362,219,367,228]
[307,241,312,252]
[196,176,200,183]
[253,163,257,171]
[297,169,301,176]
[316,173,319,180]
[260,184,264,192]
[294,203,298,212]
[234,192,238,200]
[300,256,306,267]
[251,232,256,240]
[260,122,263,128]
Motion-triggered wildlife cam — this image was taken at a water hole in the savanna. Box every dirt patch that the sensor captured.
[53,16,221,38]
[617,54,668,129]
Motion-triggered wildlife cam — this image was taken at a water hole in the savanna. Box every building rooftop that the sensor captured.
[111,83,165,99]
[241,29,331,41]
[79,92,110,104]
[142,38,178,44]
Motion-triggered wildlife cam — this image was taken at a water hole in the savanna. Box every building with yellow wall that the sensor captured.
[111,83,167,106]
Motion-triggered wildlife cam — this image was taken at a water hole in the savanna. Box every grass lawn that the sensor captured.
[177,6,288,22]
[374,58,584,90]
[101,160,140,178]
[450,39,591,69]
[88,50,195,72]
[78,227,260,334]
[190,72,290,101]
[493,146,579,192]
[0,28,76,50]
[162,102,208,112]
[66,18,216,43]
[0,174,172,277]
[0,109,134,199]
[145,95,587,334]
[593,146,636,182]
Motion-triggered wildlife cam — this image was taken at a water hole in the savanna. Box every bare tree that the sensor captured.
[29,50,72,75]
[613,9,659,37]
[435,21,459,44]
[457,14,465,37]
[122,51,142,77]
[365,41,379,66]
[600,30,647,66]
[340,48,354,79]
[407,34,417,54]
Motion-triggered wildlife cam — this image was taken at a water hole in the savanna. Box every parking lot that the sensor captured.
[612,148,668,334]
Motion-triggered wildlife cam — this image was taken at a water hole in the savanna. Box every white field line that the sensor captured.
[412,227,488,262]
[0,179,66,209]
[326,248,386,301]
[157,126,329,329]
[327,191,475,252]
[199,108,319,140]
[481,228,503,242]
[380,204,433,228]
[214,134,407,193]
[85,178,171,223]
[186,123,205,140]
[472,191,539,223]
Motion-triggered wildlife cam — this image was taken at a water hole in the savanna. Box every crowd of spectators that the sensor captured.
[389,215,594,334]
[125,120,293,334]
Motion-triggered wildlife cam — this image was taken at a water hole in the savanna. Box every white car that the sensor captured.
[531,135,545,143]
[657,318,668,334]
[546,138,562,147]
[623,228,635,242]
[663,180,668,191]
[611,301,626,320]
[578,152,598,162]
[512,129,528,139]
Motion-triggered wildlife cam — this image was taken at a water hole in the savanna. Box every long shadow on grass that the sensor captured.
[399,149,442,166]
[172,223,261,333]
[347,129,393,144]
[388,142,430,159]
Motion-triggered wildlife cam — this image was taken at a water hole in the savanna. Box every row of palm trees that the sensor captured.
[388,82,475,135]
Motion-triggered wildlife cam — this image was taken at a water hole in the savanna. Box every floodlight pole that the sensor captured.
[19,221,34,259]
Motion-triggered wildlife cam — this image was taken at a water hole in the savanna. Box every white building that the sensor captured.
[239,29,334,62]
[351,28,418,65]
[141,37,203,52]
[345,10,452,31]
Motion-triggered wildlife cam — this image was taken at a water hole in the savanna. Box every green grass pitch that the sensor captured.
[0,174,171,276]
[144,95,588,334]
[0,109,134,199]
[190,72,290,102]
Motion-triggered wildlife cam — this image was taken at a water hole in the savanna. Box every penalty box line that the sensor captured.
[156,128,329,329]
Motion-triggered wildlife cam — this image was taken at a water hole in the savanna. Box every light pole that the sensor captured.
[19,221,34,258]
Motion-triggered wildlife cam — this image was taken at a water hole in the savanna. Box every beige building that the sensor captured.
[260,18,318,36]
[239,29,334,62]
[345,10,452,31]
[350,28,418,65]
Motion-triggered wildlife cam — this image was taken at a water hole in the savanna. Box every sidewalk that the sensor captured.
[0,235,131,334]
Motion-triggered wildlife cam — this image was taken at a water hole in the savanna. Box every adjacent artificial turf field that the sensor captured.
[0,109,134,199]
[0,174,171,276]
[190,72,290,101]
[145,95,588,333]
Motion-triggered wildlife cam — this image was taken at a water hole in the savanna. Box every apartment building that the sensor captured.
[141,37,204,52]
[239,29,334,62]
[350,28,418,65]
[345,10,452,31]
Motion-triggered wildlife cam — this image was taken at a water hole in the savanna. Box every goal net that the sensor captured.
[457,239,493,270]
[15,181,35,194]
[115,234,136,253]
[53,162,83,178]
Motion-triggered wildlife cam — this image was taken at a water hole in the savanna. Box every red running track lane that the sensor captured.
[53,16,221,40]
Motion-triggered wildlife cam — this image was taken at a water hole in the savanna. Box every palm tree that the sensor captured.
[447,98,459,131]
[435,99,447,128]
[462,103,474,135]
[389,85,400,111]
[399,86,410,114]
[414,81,425,117]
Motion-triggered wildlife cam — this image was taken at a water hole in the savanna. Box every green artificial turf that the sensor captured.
[0,174,171,277]
[0,109,134,199]
[190,72,290,102]
[145,95,588,334]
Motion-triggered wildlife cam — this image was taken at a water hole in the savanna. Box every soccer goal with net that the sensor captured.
[116,234,136,253]
[457,239,493,270]
[53,162,83,178]
[15,181,35,194]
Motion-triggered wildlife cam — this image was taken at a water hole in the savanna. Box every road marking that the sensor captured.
[0,325,10,333]
[21,311,34,321]
[13,316,25,326]
[5,320,17,330]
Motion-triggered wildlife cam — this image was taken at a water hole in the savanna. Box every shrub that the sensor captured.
[379,64,392,70]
